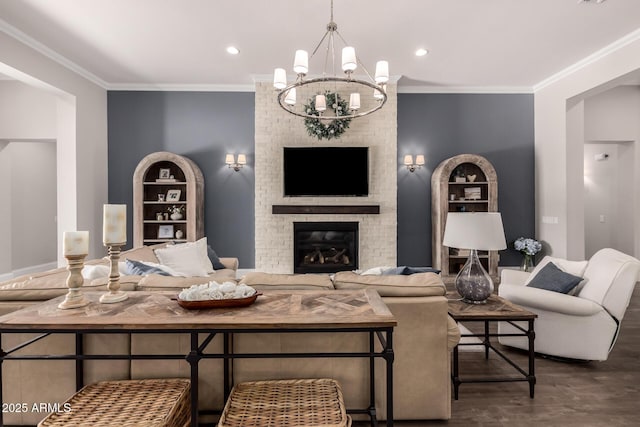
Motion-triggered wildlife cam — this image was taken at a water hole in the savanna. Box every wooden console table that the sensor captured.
[447,293,537,399]
[0,289,396,427]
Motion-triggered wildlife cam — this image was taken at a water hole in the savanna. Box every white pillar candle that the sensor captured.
[103,204,127,245]
[315,95,327,112]
[342,47,357,72]
[293,50,308,74]
[273,68,287,89]
[349,93,361,110]
[63,231,89,256]
[375,60,389,83]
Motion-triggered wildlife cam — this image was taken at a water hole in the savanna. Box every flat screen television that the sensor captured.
[284,147,369,197]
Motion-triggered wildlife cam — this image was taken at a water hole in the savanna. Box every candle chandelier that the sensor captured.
[273,0,389,121]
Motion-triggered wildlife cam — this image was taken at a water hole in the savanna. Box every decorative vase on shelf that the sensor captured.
[170,212,183,221]
[175,229,184,239]
[520,254,534,272]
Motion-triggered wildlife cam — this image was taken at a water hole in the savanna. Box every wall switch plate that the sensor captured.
[599,215,606,223]
[542,216,559,224]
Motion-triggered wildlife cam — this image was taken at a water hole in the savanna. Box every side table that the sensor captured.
[447,293,537,399]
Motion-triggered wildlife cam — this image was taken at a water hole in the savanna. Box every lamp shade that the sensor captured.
[273,68,287,89]
[293,50,309,74]
[284,87,296,105]
[443,212,506,251]
[236,154,247,165]
[403,155,413,166]
[315,95,327,111]
[415,155,425,166]
[342,47,357,72]
[225,154,235,165]
[349,93,361,110]
[375,60,389,83]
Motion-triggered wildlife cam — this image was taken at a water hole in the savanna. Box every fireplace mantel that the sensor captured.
[272,205,380,215]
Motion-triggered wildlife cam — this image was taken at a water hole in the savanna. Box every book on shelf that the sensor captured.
[155,178,177,183]
[463,187,481,200]
[450,248,471,257]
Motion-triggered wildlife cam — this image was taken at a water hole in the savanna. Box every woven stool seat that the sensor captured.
[218,378,351,427]
[38,378,190,427]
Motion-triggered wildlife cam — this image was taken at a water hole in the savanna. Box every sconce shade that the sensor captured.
[403,155,413,166]
[237,154,247,165]
[225,154,235,165]
[415,155,425,166]
[443,212,506,251]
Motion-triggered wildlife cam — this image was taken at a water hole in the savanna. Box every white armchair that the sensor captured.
[498,248,640,361]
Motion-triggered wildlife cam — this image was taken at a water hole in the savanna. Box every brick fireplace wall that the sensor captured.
[254,81,398,273]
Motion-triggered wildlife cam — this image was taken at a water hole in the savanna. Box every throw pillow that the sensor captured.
[526,262,583,294]
[381,266,441,275]
[154,243,210,277]
[207,245,226,270]
[125,259,171,276]
[81,265,110,280]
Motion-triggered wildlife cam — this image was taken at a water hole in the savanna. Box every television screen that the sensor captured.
[284,147,369,197]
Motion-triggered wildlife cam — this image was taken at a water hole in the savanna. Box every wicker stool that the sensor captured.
[38,378,190,427]
[218,378,351,427]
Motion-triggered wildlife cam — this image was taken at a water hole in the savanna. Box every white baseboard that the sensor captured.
[0,261,57,281]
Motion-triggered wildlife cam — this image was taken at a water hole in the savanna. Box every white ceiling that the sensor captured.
[1,0,640,91]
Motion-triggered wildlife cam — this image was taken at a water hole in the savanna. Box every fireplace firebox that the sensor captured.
[293,222,358,274]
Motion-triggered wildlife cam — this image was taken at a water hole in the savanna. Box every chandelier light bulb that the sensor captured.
[284,87,297,105]
[349,93,361,110]
[342,47,357,72]
[315,95,327,112]
[375,60,389,83]
[273,68,287,89]
[293,50,309,74]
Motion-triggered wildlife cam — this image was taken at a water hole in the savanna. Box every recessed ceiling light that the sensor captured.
[415,48,429,57]
[226,46,240,55]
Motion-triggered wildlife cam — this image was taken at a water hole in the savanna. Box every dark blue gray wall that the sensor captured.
[107,91,255,267]
[397,93,535,267]
[107,91,534,268]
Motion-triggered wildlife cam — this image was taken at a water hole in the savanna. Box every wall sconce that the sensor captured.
[225,154,247,171]
[403,154,425,172]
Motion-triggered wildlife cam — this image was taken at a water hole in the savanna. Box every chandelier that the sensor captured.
[272,0,389,121]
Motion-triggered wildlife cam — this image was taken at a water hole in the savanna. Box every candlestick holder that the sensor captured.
[58,254,90,310]
[100,243,128,304]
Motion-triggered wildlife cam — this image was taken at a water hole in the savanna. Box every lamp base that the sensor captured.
[454,249,494,304]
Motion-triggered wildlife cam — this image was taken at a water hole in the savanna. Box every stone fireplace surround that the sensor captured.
[254,81,398,273]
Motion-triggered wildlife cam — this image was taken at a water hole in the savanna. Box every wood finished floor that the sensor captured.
[355,286,640,427]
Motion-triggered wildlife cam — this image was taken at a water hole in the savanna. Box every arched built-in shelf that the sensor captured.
[133,151,204,247]
[431,154,499,282]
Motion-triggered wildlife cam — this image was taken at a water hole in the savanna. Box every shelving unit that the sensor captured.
[431,154,498,282]
[133,152,205,247]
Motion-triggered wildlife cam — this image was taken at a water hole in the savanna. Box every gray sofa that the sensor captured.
[0,244,459,425]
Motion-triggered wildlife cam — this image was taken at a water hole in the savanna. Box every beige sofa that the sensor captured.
[0,245,459,425]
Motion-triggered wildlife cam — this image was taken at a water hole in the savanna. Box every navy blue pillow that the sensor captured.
[526,262,582,294]
[381,266,441,276]
[207,245,226,270]
[125,259,171,276]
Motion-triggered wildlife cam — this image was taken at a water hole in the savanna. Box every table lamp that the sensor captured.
[443,212,506,304]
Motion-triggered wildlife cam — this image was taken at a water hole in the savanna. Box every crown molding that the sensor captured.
[397,86,533,94]
[534,27,640,92]
[251,74,402,84]
[106,83,255,92]
[0,18,109,89]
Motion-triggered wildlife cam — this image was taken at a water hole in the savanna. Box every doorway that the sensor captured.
[583,141,635,259]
